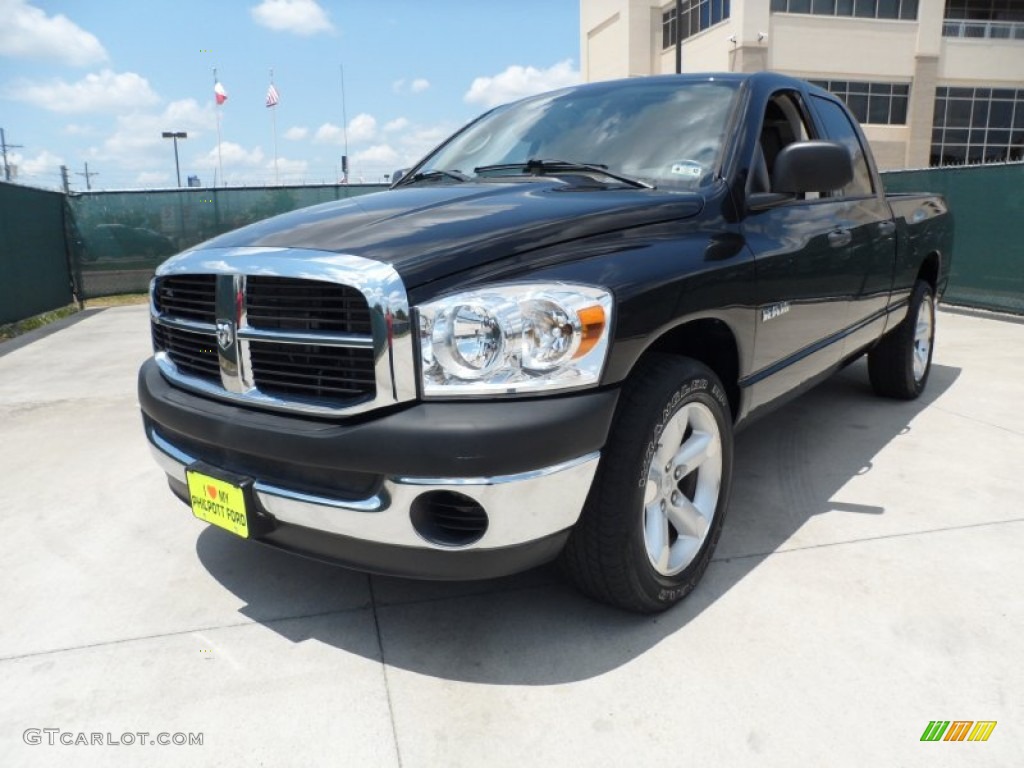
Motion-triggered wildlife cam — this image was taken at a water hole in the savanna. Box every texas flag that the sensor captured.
[214,80,228,105]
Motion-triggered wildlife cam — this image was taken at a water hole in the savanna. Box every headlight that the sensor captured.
[417,283,613,397]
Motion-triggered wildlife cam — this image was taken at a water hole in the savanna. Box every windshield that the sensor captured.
[418,79,739,191]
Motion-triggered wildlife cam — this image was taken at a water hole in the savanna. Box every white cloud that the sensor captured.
[135,171,171,186]
[269,157,308,176]
[92,98,212,172]
[348,113,376,142]
[464,60,580,108]
[384,117,409,132]
[162,98,208,126]
[0,0,107,66]
[7,69,159,114]
[345,120,459,178]
[250,0,333,36]
[204,142,265,167]
[63,123,96,136]
[283,125,308,140]
[393,78,431,95]
[314,122,344,144]
[9,149,64,177]
[313,113,376,145]
[353,144,399,166]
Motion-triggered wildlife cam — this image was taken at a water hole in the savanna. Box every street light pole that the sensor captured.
[675,0,683,74]
[161,131,188,187]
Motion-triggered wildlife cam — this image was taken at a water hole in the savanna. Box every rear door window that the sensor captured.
[811,96,874,197]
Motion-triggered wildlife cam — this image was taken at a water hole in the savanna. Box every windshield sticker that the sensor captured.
[670,160,704,178]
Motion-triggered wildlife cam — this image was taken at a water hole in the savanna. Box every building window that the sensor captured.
[931,86,1024,165]
[770,0,919,20]
[809,81,910,124]
[662,0,731,49]
[945,0,1024,19]
[943,0,1024,38]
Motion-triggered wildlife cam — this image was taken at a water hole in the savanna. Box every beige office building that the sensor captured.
[580,1,1024,169]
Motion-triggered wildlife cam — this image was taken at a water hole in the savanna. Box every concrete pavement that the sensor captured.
[1,304,1021,767]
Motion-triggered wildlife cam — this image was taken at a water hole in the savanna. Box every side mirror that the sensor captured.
[391,168,409,185]
[772,141,853,194]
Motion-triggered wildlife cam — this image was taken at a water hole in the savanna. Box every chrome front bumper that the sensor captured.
[147,426,599,552]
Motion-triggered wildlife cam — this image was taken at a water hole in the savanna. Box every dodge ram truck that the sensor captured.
[139,72,952,613]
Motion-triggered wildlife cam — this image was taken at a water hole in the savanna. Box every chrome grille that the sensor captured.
[149,262,401,415]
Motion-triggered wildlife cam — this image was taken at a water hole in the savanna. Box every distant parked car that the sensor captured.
[86,224,176,261]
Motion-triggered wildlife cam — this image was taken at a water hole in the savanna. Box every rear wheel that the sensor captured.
[561,355,733,613]
[868,279,935,399]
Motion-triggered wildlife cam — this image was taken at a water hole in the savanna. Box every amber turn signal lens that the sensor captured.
[575,305,606,358]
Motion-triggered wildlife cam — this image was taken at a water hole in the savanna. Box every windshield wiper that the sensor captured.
[473,159,654,189]
[397,169,471,186]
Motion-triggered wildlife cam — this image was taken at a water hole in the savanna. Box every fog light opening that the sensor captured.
[410,491,489,547]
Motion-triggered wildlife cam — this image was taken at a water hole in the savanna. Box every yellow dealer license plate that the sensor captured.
[186,469,250,539]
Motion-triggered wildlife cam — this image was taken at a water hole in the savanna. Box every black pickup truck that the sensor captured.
[139,72,952,612]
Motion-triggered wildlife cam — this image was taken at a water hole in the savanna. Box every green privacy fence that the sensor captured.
[881,162,1024,314]
[0,182,74,325]
[66,183,386,299]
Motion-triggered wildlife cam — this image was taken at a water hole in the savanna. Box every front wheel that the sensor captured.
[561,355,734,613]
[868,279,935,399]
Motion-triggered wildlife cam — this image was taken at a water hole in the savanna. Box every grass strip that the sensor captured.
[0,294,147,342]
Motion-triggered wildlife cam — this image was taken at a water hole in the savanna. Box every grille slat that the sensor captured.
[246,277,373,335]
[246,349,375,369]
[247,365,376,383]
[245,380,369,397]
[247,371,376,386]
[250,340,376,399]
[154,275,217,324]
[151,274,377,409]
[153,325,220,380]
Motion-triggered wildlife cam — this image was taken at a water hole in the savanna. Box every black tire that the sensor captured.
[561,355,734,613]
[868,279,935,399]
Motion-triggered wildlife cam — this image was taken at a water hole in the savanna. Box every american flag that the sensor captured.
[266,84,279,108]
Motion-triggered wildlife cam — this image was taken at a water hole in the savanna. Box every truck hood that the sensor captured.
[200,181,704,287]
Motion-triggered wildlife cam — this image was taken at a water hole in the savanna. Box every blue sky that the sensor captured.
[0,0,580,189]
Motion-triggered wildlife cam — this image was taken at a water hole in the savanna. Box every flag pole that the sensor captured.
[339,63,349,183]
[270,68,279,185]
[214,67,224,187]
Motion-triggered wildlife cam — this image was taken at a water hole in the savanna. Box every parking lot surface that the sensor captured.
[1,304,1021,767]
